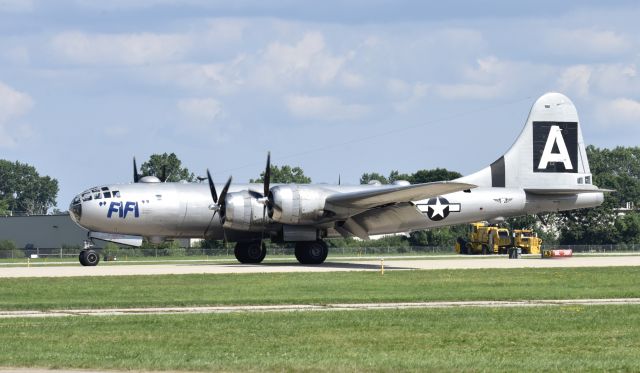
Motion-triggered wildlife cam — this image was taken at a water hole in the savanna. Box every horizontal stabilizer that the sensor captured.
[89,231,143,247]
[326,182,476,210]
[525,188,614,195]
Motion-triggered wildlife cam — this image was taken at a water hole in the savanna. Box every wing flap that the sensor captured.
[325,182,476,210]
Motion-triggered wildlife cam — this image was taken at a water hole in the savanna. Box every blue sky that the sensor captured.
[1,0,639,210]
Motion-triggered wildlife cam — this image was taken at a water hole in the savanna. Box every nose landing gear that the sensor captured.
[79,240,100,266]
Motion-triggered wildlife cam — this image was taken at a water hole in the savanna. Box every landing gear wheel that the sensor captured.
[79,249,100,266]
[295,241,328,265]
[234,241,266,264]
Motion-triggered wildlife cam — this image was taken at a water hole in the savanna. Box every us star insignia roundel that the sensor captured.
[416,196,461,221]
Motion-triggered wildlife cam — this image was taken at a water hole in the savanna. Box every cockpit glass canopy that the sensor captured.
[73,186,120,205]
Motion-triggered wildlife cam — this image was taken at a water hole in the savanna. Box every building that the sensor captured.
[0,213,92,250]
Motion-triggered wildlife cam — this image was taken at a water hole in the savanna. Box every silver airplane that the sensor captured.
[69,92,607,266]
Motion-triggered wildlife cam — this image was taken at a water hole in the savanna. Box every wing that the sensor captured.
[326,181,475,240]
[325,181,475,211]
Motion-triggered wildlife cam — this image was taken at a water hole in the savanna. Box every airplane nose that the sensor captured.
[69,199,82,224]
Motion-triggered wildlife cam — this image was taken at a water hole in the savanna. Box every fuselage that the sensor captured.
[69,181,604,241]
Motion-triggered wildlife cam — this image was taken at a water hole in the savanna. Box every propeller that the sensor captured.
[133,157,140,183]
[205,170,232,243]
[207,170,232,221]
[259,152,271,249]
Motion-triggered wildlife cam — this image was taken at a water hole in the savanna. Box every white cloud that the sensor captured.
[160,58,246,94]
[203,18,246,45]
[3,46,30,65]
[340,71,365,89]
[50,31,192,66]
[284,94,369,121]
[558,64,640,98]
[543,28,631,56]
[387,79,428,112]
[590,64,639,97]
[177,97,223,123]
[0,0,33,12]
[558,65,592,98]
[252,32,347,88]
[434,83,504,100]
[597,98,640,127]
[0,81,34,147]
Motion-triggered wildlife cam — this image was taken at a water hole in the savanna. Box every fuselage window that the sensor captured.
[104,191,112,198]
[94,192,102,200]
[82,193,92,201]
[101,186,110,191]
[112,191,121,198]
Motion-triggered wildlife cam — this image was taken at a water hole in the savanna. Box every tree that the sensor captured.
[408,225,466,247]
[557,146,640,244]
[140,153,195,182]
[410,168,462,183]
[360,168,462,184]
[360,172,388,184]
[251,165,311,184]
[0,160,59,214]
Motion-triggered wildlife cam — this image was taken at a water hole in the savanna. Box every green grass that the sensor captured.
[0,305,639,371]
[1,267,639,311]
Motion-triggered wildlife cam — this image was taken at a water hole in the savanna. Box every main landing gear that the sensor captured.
[295,241,328,265]
[233,240,329,265]
[234,241,267,264]
[79,249,100,266]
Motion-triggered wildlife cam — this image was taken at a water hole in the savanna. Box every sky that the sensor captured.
[1,0,639,210]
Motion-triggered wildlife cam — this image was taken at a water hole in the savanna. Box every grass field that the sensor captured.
[0,305,639,371]
[2,266,639,371]
[0,267,639,311]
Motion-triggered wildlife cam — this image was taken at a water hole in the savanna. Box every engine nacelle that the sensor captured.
[268,185,330,225]
[221,191,267,232]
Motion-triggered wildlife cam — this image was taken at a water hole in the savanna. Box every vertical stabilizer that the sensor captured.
[458,92,596,191]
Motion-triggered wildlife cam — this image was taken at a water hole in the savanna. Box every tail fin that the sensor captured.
[459,92,598,192]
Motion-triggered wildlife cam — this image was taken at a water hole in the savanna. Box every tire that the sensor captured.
[295,241,328,265]
[234,242,266,264]
[80,249,100,266]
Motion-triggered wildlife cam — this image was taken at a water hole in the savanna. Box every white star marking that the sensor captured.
[430,198,447,218]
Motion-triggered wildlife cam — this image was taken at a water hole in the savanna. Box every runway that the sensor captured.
[1,255,639,278]
[1,298,639,319]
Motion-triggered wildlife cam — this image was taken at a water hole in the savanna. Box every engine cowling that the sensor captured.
[221,191,267,232]
[268,185,330,225]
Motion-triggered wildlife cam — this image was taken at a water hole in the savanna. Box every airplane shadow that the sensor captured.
[183,261,415,271]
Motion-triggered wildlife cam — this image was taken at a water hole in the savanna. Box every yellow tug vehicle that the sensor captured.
[455,222,542,255]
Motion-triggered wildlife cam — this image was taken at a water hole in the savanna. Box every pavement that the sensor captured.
[1,255,639,278]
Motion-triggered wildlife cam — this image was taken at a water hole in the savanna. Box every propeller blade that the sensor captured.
[206,169,218,204]
[264,151,271,198]
[219,176,232,206]
[133,157,139,183]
